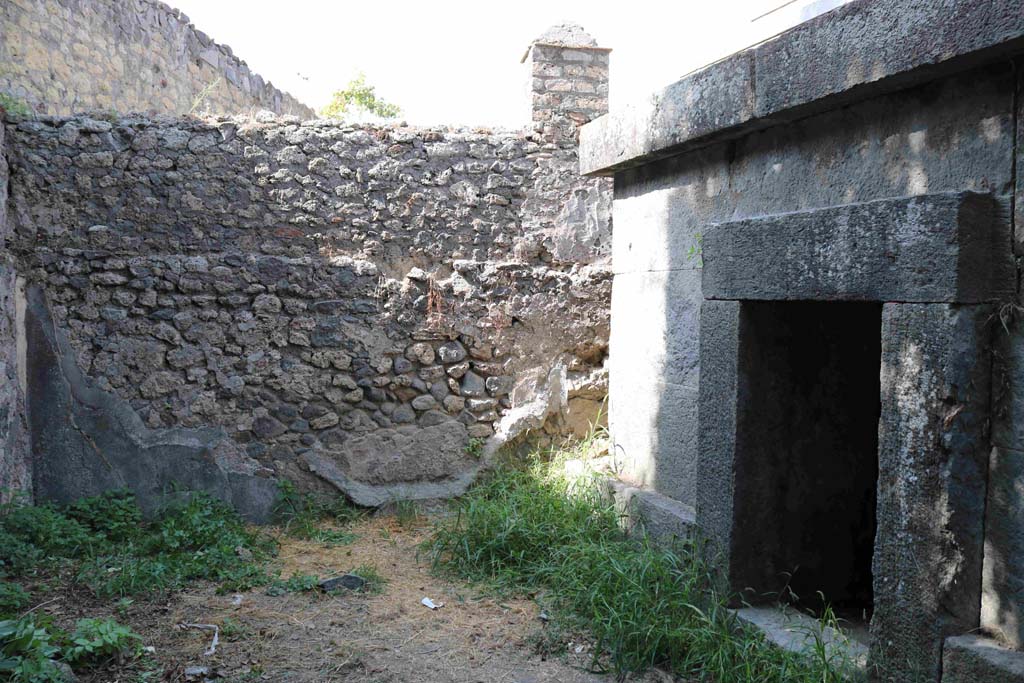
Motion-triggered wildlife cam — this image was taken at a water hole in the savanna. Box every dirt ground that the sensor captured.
[30,512,671,683]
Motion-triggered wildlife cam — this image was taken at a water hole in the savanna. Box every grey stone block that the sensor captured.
[608,267,702,506]
[609,269,701,389]
[610,144,730,277]
[982,446,1024,648]
[695,300,741,584]
[25,284,278,522]
[302,440,482,508]
[703,192,1014,304]
[734,606,867,669]
[580,0,1024,176]
[942,635,1024,683]
[753,0,1024,120]
[600,475,696,544]
[1017,64,1024,253]
[579,51,754,175]
[871,303,991,681]
[608,375,698,507]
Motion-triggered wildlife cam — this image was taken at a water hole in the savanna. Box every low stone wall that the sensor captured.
[5,110,611,510]
[0,0,313,118]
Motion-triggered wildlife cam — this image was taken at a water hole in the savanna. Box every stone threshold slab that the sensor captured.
[734,606,868,670]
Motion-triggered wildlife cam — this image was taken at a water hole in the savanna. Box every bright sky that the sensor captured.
[170,0,851,127]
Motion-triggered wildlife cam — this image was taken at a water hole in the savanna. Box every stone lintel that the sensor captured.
[702,192,1014,304]
[942,635,1024,682]
[871,303,991,680]
[580,0,1024,176]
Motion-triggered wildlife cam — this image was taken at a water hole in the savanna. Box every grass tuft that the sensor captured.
[428,453,861,682]
[273,480,362,546]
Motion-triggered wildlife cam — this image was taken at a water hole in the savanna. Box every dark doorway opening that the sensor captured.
[730,301,881,618]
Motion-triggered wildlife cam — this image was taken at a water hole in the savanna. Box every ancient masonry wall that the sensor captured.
[0,117,30,500]
[1,34,612,511]
[0,0,314,118]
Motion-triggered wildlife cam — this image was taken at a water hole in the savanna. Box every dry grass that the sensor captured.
[32,512,659,682]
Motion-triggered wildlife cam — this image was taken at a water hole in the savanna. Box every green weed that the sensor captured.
[464,437,485,459]
[273,480,361,546]
[266,573,319,596]
[63,617,141,666]
[428,454,857,682]
[394,500,419,528]
[0,615,141,680]
[0,616,63,682]
[1,491,277,598]
[0,93,33,119]
[347,565,386,595]
[0,582,30,618]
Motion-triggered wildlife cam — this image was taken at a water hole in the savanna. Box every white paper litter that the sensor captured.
[421,597,444,610]
[178,623,220,656]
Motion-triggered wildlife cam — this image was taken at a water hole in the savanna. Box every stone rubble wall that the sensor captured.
[0,0,313,118]
[0,119,30,500]
[4,112,611,506]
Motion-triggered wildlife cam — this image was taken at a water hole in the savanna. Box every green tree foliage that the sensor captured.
[320,72,401,121]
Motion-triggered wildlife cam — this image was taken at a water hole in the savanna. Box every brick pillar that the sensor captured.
[522,24,610,126]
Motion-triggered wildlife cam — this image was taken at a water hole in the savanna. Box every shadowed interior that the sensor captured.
[731,301,881,615]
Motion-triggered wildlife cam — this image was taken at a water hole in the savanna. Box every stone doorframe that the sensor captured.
[695,191,1015,680]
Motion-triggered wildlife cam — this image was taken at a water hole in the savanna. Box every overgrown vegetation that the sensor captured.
[346,564,387,595]
[428,453,862,682]
[0,489,276,599]
[0,615,141,681]
[189,77,221,116]
[320,72,401,121]
[0,490,281,680]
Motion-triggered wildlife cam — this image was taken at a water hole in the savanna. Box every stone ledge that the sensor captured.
[734,606,868,669]
[600,476,696,542]
[702,191,1015,304]
[580,0,1024,175]
[943,635,1024,682]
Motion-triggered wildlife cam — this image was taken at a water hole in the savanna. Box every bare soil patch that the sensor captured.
[25,513,667,682]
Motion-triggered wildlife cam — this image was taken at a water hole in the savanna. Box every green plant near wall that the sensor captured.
[687,231,703,267]
[189,77,222,115]
[0,92,33,119]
